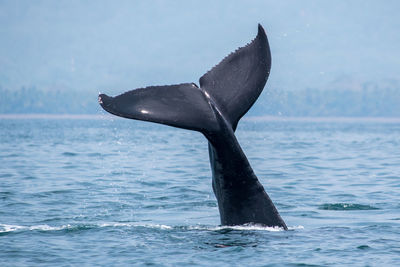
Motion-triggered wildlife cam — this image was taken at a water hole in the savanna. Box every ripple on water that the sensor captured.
[357,245,371,250]
[318,203,379,211]
[62,152,78,157]
[0,223,300,236]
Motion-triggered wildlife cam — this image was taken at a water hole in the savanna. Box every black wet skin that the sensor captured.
[99,24,287,229]
[205,110,287,229]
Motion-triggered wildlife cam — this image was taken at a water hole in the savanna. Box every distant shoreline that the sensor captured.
[245,116,400,123]
[1,113,400,123]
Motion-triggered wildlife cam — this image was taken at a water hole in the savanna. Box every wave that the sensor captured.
[318,203,379,211]
[0,224,71,233]
[0,223,303,234]
[185,224,304,231]
[62,152,78,157]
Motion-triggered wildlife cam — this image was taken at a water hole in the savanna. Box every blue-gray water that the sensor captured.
[1,117,399,266]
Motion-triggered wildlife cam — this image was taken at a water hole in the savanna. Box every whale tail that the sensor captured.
[99,25,286,229]
[99,24,271,133]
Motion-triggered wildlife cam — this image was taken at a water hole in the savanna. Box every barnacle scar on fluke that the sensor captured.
[99,24,287,229]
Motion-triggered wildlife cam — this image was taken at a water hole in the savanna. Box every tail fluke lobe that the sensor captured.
[99,83,217,133]
[199,24,271,130]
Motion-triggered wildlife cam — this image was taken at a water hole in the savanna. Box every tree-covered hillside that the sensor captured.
[1,80,399,117]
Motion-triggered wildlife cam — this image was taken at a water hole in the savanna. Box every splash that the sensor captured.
[0,223,302,234]
[0,223,172,234]
[0,224,72,233]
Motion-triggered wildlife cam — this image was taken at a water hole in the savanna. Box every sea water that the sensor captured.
[0,116,399,266]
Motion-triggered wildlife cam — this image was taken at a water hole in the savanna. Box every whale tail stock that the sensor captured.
[99,24,271,135]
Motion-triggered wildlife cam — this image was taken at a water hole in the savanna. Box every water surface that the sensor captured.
[1,117,399,266]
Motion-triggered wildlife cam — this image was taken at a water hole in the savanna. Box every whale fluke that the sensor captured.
[99,24,270,134]
[99,24,287,229]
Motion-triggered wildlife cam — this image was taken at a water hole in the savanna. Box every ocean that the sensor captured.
[1,116,399,266]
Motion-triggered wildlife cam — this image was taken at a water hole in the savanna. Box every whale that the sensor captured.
[99,24,287,229]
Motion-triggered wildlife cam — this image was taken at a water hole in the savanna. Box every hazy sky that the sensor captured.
[1,0,399,93]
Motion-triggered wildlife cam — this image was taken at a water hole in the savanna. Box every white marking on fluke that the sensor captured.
[140,109,149,114]
[98,95,103,104]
